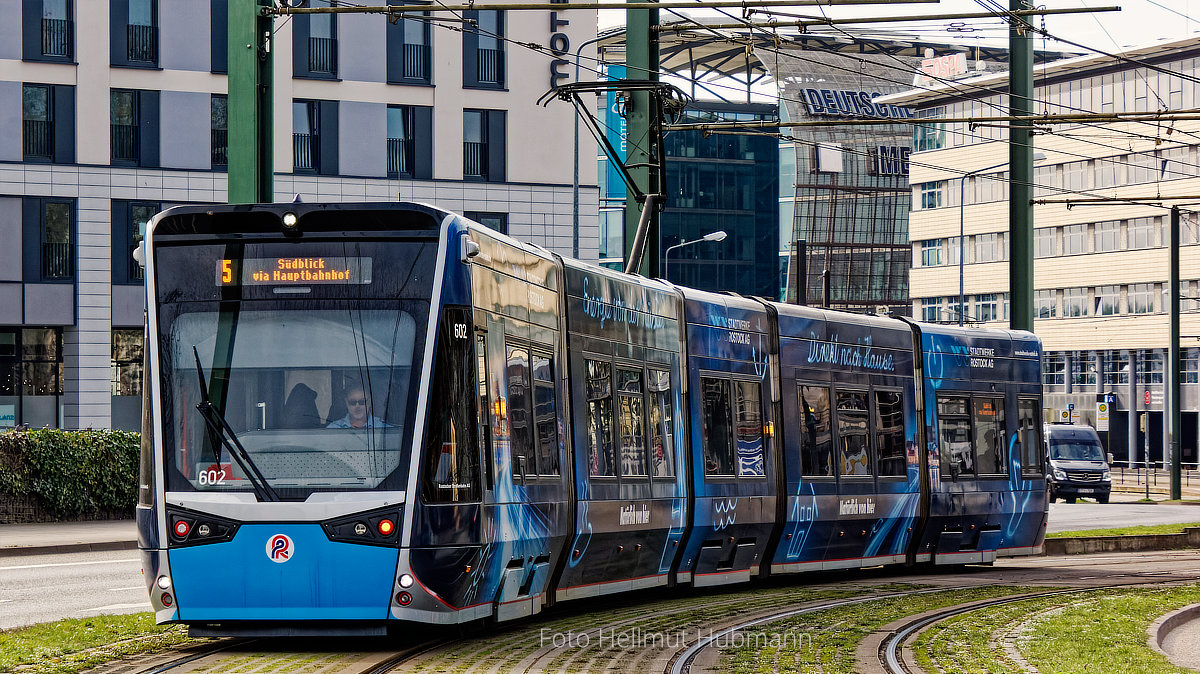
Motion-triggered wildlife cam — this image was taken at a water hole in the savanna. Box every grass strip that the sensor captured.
[913,583,1200,674]
[720,585,1039,674]
[1046,522,1200,538]
[0,613,198,674]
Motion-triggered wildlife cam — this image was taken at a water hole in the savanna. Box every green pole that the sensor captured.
[228,0,273,204]
[1170,206,1181,500]
[1009,0,1034,332]
[623,2,660,277]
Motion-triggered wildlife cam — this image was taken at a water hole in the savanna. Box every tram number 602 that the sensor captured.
[198,469,227,486]
[453,323,469,339]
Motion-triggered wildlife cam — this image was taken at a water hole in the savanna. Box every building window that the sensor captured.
[110,89,158,167]
[387,0,431,84]
[24,0,73,62]
[465,211,508,235]
[975,232,1001,263]
[1094,220,1121,252]
[1034,164,1057,198]
[111,329,143,397]
[23,198,73,282]
[23,84,74,164]
[1129,283,1155,314]
[1137,350,1164,385]
[1095,285,1120,316]
[1034,227,1056,258]
[211,94,227,168]
[0,328,63,429]
[1127,217,1156,250]
[945,236,961,266]
[1095,157,1121,187]
[1035,289,1057,319]
[1062,224,1086,255]
[921,297,942,322]
[974,171,1007,204]
[1042,353,1065,387]
[914,108,945,151]
[920,239,942,267]
[1062,160,1088,193]
[1184,348,1199,384]
[292,100,338,176]
[463,109,505,182]
[463,10,504,88]
[1102,350,1129,386]
[293,0,337,78]
[210,0,227,73]
[386,105,432,179]
[111,0,157,67]
[112,201,157,284]
[976,294,998,322]
[1127,152,1157,184]
[1063,287,1088,317]
[917,181,943,210]
[1071,352,1097,387]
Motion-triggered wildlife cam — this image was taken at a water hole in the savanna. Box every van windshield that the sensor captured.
[1050,440,1104,462]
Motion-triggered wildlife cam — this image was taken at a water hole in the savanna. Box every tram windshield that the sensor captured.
[154,240,435,499]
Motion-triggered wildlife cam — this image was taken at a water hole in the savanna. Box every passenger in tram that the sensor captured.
[327,386,390,429]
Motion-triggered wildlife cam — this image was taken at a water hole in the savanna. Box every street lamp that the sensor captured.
[957,153,1045,326]
[665,230,727,282]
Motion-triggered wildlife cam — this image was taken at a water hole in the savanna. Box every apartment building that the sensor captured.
[0,0,598,431]
[890,36,1200,464]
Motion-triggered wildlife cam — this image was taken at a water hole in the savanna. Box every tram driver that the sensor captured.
[327,386,391,429]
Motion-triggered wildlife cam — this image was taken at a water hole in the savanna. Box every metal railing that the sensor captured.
[127,24,156,63]
[111,124,139,162]
[211,128,228,167]
[41,18,71,58]
[309,37,337,74]
[477,47,502,85]
[403,43,430,80]
[293,133,317,172]
[463,141,486,179]
[387,137,408,177]
[23,120,53,159]
[42,241,71,279]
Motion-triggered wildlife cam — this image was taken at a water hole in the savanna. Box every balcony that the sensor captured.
[403,43,430,81]
[127,24,157,64]
[387,137,408,177]
[309,37,337,75]
[111,124,139,163]
[464,141,486,179]
[211,128,228,167]
[41,18,71,58]
[293,133,317,172]
[477,47,503,86]
[23,120,53,160]
[42,241,71,280]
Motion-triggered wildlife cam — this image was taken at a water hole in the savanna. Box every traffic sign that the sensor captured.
[1097,401,1109,431]
[1104,393,1115,404]
[1144,390,1152,406]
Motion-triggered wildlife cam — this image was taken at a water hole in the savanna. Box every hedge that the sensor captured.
[0,428,141,521]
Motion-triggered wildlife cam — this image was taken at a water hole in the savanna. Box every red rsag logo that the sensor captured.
[266,534,294,563]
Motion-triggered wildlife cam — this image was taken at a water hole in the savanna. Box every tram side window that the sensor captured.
[532,352,559,476]
[799,384,834,477]
[973,397,1007,475]
[422,310,480,502]
[617,368,647,477]
[1018,398,1043,475]
[875,390,907,477]
[734,380,765,476]
[506,343,532,480]
[476,333,493,489]
[837,390,871,477]
[701,377,734,476]
[586,359,615,477]
[647,370,675,477]
[937,396,973,479]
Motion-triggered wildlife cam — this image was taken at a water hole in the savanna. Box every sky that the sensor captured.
[600,0,1200,55]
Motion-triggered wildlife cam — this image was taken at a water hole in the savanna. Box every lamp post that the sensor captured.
[957,153,1044,326]
[665,230,726,282]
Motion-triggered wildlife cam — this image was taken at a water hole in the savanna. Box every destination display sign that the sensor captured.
[216,257,373,286]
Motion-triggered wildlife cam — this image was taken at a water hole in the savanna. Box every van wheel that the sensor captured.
[1097,494,1109,504]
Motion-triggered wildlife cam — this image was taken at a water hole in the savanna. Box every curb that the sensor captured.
[0,540,139,558]
[1044,527,1200,555]
[1147,602,1200,669]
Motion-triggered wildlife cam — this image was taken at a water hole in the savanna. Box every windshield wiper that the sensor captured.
[192,346,280,502]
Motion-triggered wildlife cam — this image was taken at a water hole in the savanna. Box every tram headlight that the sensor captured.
[282,212,298,228]
[398,574,414,588]
[156,575,172,590]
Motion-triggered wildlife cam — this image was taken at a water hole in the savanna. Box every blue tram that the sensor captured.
[137,203,1047,635]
